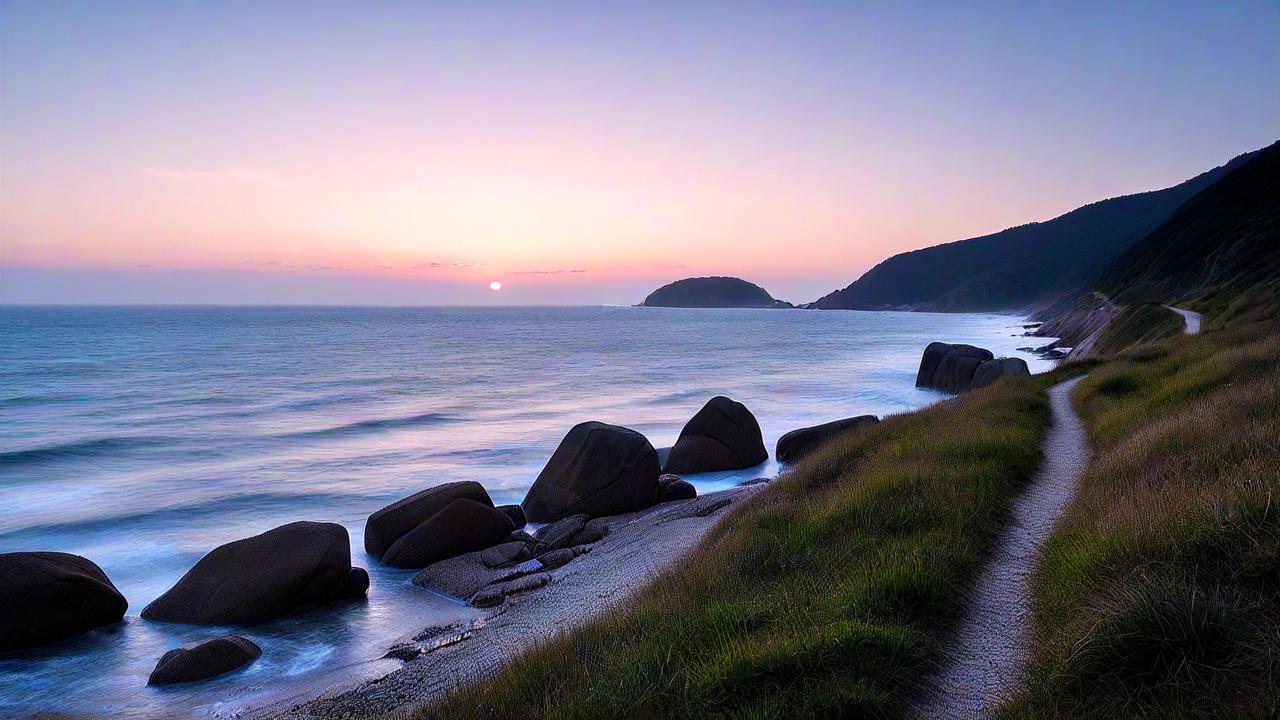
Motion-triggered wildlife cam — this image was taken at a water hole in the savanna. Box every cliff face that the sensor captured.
[641,277,792,308]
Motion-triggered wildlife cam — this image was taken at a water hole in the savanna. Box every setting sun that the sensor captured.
[489,281,503,292]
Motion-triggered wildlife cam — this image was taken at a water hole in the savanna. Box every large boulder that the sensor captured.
[521,421,661,523]
[971,357,1031,389]
[142,522,368,625]
[776,415,880,464]
[657,474,698,502]
[663,396,768,474]
[365,481,493,560]
[148,635,261,685]
[382,499,514,569]
[0,552,128,651]
[915,343,995,392]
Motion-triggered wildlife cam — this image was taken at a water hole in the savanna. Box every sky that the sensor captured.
[2,1,1277,306]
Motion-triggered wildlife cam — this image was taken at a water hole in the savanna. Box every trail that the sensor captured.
[915,377,1090,718]
[1164,305,1202,335]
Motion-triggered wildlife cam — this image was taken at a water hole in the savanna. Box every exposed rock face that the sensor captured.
[364,481,493,560]
[657,474,698,502]
[521,421,661,523]
[663,396,768,474]
[971,357,1031,389]
[382,499,515,569]
[534,515,590,550]
[480,541,538,569]
[142,522,368,625]
[916,342,995,392]
[495,504,526,528]
[147,635,261,685]
[776,415,880,464]
[0,552,128,651]
[640,276,792,308]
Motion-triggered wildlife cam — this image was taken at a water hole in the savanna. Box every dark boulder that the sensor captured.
[775,415,880,464]
[534,514,589,551]
[663,396,768,474]
[971,357,1031,389]
[365,481,493,560]
[570,517,611,545]
[915,343,995,392]
[521,422,660,523]
[480,541,538,569]
[536,547,579,570]
[657,474,698,502]
[495,504,526,528]
[0,552,128,651]
[147,635,260,685]
[382,499,514,569]
[142,522,367,625]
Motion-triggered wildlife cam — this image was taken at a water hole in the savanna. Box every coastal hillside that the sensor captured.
[640,277,792,308]
[1100,140,1279,314]
[807,147,1262,312]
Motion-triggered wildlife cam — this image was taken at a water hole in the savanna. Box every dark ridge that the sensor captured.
[807,146,1266,312]
[640,277,792,308]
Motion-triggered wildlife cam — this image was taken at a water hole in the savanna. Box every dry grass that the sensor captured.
[417,375,1061,719]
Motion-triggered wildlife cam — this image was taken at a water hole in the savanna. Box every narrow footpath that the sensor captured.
[914,377,1091,718]
[1164,305,1202,335]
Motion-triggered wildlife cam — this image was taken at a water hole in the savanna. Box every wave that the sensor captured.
[0,436,180,468]
[276,411,456,441]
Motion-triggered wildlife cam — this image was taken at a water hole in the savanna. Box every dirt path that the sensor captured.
[914,377,1090,718]
[1164,305,1202,335]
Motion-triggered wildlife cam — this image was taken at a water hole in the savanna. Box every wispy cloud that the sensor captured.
[511,269,587,275]
[410,262,487,270]
[142,167,303,192]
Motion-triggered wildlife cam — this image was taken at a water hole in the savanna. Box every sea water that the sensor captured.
[0,305,1055,717]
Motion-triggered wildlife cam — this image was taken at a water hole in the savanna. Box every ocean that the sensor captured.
[0,305,1055,717]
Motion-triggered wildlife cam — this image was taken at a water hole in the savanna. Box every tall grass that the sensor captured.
[999,327,1280,718]
[1090,303,1185,357]
[419,377,1056,719]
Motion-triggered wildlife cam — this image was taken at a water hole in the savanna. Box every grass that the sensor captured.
[1090,303,1185,357]
[419,374,1063,719]
[998,325,1280,718]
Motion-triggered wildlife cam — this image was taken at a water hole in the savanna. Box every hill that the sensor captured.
[807,148,1262,311]
[639,277,792,308]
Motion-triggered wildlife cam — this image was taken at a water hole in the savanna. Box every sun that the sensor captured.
[489,281,503,292]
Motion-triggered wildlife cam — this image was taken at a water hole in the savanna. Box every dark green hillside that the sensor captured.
[808,148,1262,312]
[1101,140,1279,316]
[641,277,792,308]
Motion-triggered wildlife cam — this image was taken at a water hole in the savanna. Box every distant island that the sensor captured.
[639,276,793,308]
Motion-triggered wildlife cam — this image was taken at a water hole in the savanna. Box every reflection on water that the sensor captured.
[0,306,1055,717]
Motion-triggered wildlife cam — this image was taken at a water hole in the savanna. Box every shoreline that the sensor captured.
[241,483,764,720]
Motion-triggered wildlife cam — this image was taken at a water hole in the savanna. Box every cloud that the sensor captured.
[511,269,587,275]
[410,262,487,270]
[142,167,303,192]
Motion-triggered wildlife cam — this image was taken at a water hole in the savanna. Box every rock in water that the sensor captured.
[365,481,493,560]
[521,421,661,523]
[142,522,368,625]
[663,396,768,474]
[657,474,698,502]
[382,499,515,568]
[971,357,1031,389]
[0,552,128,651]
[775,415,880,464]
[148,635,261,685]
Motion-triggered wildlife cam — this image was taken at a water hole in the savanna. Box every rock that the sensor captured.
[521,421,660,523]
[364,481,493,560]
[536,548,578,569]
[470,572,551,608]
[147,635,261,685]
[1042,349,1069,359]
[142,522,367,625]
[657,474,698,502]
[413,553,513,600]
[663,396,768,474]
[570,518,611,545]
[971,357,1031,389]
[534,514,589,550]
[504,530,537,544]
[915,343,995,392]
[775,415,880,464]
[0,552,128,651]
[382,499,514,569]
[495,504,526,528]
[480,541,538,569]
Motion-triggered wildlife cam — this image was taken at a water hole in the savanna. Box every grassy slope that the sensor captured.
[1000,325,1280,718]
[1089,303,1185,357]
[422,376,1063,719]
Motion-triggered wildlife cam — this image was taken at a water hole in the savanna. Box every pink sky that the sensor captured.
[2,3,1277,305]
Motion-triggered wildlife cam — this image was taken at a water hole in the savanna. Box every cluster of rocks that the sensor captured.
[1017,340,1070,360]
[915,342,1030,393]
